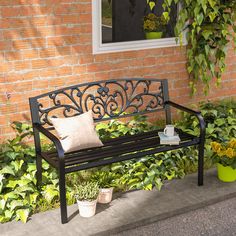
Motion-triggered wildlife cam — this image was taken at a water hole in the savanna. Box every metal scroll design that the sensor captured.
[37,80,164,126]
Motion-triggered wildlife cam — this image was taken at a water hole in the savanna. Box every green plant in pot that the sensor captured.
[143,13,167,39]
[91,171,117,204]
[143,0,167,40]
[211,139,236,182]
[74,182,99,217]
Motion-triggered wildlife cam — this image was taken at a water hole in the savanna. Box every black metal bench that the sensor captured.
[29,78,206,224]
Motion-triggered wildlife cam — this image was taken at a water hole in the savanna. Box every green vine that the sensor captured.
[163,0,236,94]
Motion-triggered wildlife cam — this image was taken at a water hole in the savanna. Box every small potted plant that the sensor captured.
[211,138,236,182]
[91,171,117,204]
[143,13,167,39]
[75,181,99,217]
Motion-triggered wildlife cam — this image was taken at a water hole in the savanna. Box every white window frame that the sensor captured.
[92,0,187,54]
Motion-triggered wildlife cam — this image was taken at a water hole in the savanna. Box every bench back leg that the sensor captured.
[198,136,205,186]
[59,161,68,224]
[162,80,172,124]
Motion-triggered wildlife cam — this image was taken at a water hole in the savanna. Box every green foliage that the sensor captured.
[177,99,236,141]
[110,154,184,191]
[102,0,112,26]
[90,171,117,188]
[96,115,156,140]
[163,0,236,94]
[143,13,168,32]
[0,122,61,223]
[74,182,99,201]
[175,99,236,171]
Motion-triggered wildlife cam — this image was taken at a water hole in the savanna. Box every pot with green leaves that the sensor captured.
[75,182,99,217]
[91,171,116,204]
[143,13,167,39]
[211,139,236,182]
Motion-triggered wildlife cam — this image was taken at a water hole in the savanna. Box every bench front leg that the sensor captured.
[36,153,42,188]
[197,115,206,186]
[33,124,67,223]
[32,127,42,189]
[164,100,206,186]
[59,159,68,224]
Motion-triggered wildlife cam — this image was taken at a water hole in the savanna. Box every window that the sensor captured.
[92,0,186,54]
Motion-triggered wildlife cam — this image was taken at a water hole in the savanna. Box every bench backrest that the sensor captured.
[29,78,171,128]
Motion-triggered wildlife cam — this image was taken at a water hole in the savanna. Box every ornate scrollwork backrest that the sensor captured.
[30,79,167,128]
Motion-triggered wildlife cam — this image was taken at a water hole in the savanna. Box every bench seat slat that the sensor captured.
[65,139,199,174]
[40,129,199,170]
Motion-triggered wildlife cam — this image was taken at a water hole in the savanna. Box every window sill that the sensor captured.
[92,37,187,54]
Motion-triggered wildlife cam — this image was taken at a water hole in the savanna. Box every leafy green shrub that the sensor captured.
[0,122,62,223]
[90,171,117,188]
[110,154,184,191]
[177,99,236,141]
[74,182,99,201]
[175,99,236,173]
[96,115,157,140]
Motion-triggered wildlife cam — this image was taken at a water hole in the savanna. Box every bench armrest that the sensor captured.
[34,123,65,158]
[165,100,206,139]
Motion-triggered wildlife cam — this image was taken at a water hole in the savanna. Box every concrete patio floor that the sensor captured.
[1,168,236,236]
[114,197,236,236]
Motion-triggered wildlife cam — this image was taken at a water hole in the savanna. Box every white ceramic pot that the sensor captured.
[98,187,113,204]
[77,199,97,217]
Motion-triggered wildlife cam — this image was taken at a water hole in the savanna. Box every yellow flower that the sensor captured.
[218,150,226,157]
[228,138,236,149]
[211,142,222,153]
[225,148,235,158]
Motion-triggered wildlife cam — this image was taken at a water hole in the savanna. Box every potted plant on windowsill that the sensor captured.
[143,13,167,39]
[75,182,99,217]
[211,139,236,182]
[91,171,117,204]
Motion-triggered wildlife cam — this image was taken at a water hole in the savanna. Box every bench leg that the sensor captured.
[59,165,68,224]
[198,141,204,186]
[36,154,42,189]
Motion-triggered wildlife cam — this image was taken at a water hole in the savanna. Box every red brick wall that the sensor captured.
[0,0,236,142]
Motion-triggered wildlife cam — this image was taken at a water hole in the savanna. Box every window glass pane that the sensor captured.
[101,0,177,44]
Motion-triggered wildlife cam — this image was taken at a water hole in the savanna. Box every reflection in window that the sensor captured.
[102,0,177,44]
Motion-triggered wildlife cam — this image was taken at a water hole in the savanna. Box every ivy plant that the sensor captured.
[163,0,236,94]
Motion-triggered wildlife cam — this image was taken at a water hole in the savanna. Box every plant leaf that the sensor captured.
[16,209,30,223]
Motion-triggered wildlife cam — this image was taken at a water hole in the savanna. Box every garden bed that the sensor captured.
[0,99,235,223]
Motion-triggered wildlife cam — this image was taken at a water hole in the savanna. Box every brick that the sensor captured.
[0,63,12,73]
[13,40,31,50]
[21,49,39,59]
[31,59,49,69]
[1,7,21,18]
[33,79,49,89]
[73,65,87,75]
[0,41,12,51]
[40,68,56,78]
[56,67,72,76]
[14,61,31,70]
[5,52,22,61]
[0,116,8,126]
[56,46,71,56]
[39,48,56,58]
[47,37,65,47]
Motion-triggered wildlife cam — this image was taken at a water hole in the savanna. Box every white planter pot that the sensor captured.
[77,199,97,217]
[98,187,113,204]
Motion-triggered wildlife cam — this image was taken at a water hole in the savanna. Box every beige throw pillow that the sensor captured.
[50,110,103,153]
